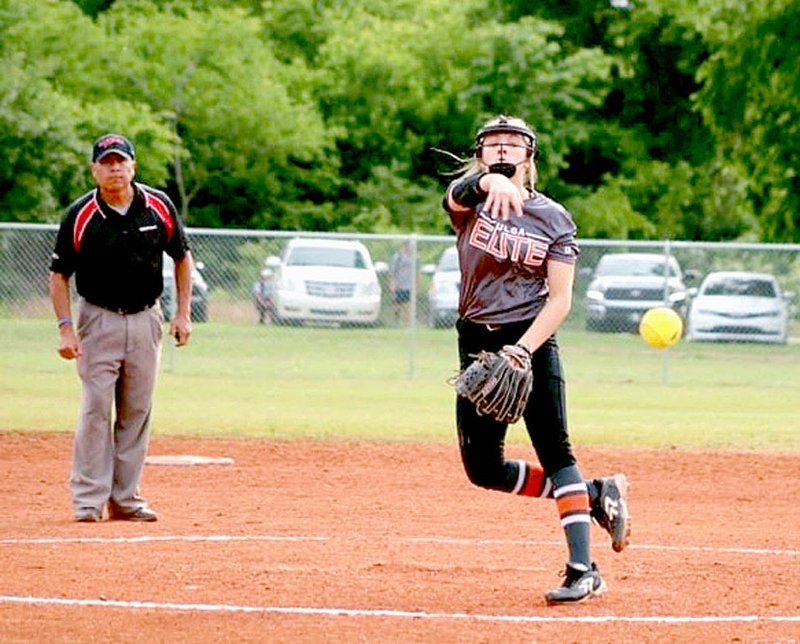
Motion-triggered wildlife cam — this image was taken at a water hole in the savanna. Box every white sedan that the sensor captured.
[686,271,793,344]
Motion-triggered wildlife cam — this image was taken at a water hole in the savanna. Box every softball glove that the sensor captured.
[454,344,533,423]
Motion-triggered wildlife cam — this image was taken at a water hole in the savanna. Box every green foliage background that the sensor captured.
[1,0,798,241]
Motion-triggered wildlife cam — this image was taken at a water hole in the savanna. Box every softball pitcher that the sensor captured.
[444,115,630,605]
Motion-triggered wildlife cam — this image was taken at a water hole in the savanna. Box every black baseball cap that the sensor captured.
[92,133,135,162]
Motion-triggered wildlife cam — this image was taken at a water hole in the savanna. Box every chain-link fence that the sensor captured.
[576,239,800,342]
[2,221,799,346]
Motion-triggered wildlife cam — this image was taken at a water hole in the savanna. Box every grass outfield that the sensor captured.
[1,319,799,450]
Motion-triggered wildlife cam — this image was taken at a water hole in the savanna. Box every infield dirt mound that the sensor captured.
[0,432,798,643]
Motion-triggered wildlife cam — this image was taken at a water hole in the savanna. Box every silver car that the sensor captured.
[426,245,460,328]
[686,271,792,344]
[161,253,209,322]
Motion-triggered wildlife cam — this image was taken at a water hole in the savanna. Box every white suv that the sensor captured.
[268,238,382,327]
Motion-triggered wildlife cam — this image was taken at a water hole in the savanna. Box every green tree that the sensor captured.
[311,2,615,231]
[695,0,800,242]
[96,2,337,228]
[5,0,791,242]
[0,0,171,221]
[71,0,115,18]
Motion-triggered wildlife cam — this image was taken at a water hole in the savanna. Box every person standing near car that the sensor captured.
[49,133,194,523]
[389,239,414,326]
[253,268,275,324]
[444,115,630,605]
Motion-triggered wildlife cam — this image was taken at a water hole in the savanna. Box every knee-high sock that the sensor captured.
[511,460,553,497]
[511,461,599,506]
[551,465,591,568]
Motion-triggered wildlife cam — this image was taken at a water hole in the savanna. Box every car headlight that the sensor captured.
[281,277,301,292]
[586,289,605,302]
[668,291,687,303]
[358,281,379,297]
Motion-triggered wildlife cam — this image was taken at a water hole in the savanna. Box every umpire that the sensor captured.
[49,133,194,523]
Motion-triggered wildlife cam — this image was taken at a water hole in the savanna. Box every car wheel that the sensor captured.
[192,299,208,323]
[586,319,606,332]
[277,317,301,327]
[160,295,173,321]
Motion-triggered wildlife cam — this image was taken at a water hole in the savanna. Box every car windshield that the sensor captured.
[595,255,677,278]
[703,277,776,297]
[286,247,367,269]
[438,250,459,272]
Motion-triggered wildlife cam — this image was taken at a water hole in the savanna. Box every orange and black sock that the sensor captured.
[511,460,553,497]
[551,465,591,567]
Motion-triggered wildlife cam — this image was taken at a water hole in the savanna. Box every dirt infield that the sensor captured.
[1,432,798,643]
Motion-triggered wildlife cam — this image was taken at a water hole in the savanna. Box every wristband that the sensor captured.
[514,343,532,357]
[450,173,487,207]
[57,317,72,328]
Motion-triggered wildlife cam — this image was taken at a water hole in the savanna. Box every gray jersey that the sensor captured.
[446,190,580,324]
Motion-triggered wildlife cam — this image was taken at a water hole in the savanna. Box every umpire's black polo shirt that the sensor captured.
[50,182,190,314]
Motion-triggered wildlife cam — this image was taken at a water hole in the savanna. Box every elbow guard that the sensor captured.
[450,173,487,208]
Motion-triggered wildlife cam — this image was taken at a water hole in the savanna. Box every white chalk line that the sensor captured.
[0,534,797,557]
[0,595,797,624]
[0,534,327,545]
[405,537,800,557]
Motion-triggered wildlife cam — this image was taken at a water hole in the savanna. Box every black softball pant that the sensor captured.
[455,317,577,491]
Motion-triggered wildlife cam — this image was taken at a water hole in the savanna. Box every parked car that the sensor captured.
[425,245,460,328]
[686,271,792,344]
[161,253,209,322]
[583,253,696,332]
[267,238,383,327]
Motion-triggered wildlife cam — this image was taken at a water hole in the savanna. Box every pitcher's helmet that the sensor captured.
[475,115,536,157]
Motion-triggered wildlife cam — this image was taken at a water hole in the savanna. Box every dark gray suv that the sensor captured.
[583,253,696,332]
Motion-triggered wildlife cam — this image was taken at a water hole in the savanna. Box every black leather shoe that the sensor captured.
[75,508,102,522]
[108,506,158,522]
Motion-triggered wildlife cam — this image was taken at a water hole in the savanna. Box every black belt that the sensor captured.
[96,301,155,315]
[461,317,535,333]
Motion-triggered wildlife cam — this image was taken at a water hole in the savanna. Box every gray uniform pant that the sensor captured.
[71,299,163,513]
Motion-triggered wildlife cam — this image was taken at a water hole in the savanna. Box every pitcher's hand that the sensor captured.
[481,174,525,221]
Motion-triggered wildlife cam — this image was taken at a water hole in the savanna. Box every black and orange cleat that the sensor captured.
[591,473,631,553]
[545,562,607,605]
